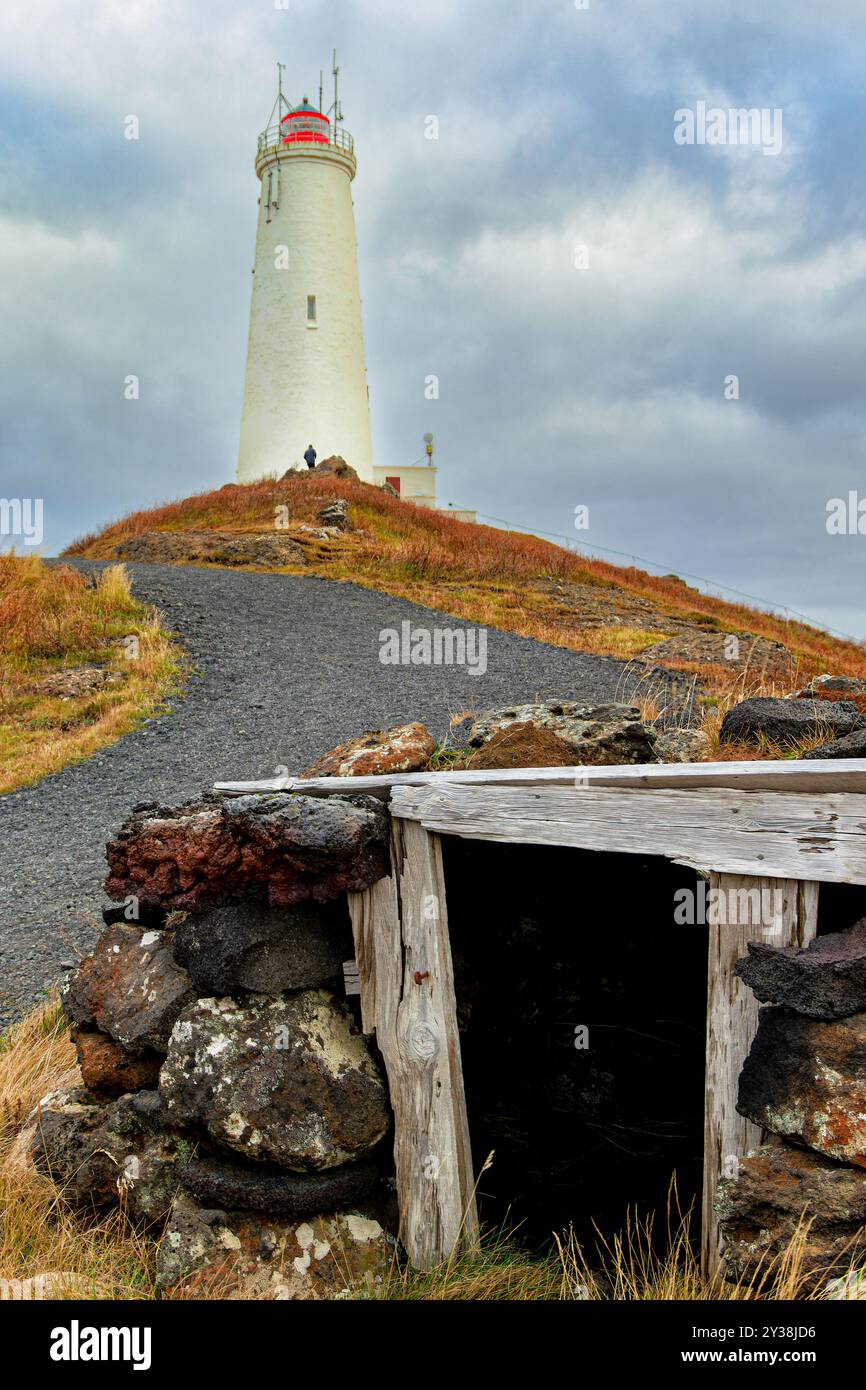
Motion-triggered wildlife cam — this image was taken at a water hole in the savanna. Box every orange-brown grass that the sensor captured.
[66,475,866,700]
[0,556,184,794]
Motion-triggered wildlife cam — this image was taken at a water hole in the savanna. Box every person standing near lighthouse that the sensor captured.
[237,60,374,484]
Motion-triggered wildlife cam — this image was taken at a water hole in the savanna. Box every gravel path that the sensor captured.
[0,561,642,1028]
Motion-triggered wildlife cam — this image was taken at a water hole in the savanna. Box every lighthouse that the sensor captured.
[237,61,374,483]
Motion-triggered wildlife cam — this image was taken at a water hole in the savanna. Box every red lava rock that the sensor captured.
[62,925,195,1054]
[716,1141,866,1285]
[738,1007,866,1166]
[104,793,390,914]
[72,1027,162,1097]
[301,722,436,778]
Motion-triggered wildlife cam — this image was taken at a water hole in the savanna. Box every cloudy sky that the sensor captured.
[2,0,865,635]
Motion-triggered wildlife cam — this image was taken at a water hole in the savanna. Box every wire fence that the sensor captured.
[459,509,863,647]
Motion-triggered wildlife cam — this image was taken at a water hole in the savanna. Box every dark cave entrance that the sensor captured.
[442,838,709,1253]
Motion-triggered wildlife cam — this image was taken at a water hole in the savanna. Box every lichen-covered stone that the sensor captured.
[30,1087,184,1223]
[172,900,352,996]
[734,920,866,1020]
[301,722,435,778]
[716,1142,866,1284]
[160,991,390,1171]
[104,793,390,914]
[157,1190,393,1296]
[738,1008,866,1165]
[178,1155,380,1218]
[62,925,195,1054]
[652,728,711,764]
[71,1027,162,1098]
[468,701,657,765]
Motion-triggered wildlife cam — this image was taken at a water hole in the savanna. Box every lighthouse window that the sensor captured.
[306,295,317,325]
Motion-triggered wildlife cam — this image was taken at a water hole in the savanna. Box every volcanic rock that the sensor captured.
[652,728,711,763]
[30,1087,183,1222]
[467,701,657,765]
[719,696,862,746]
[738,1007,866,1165]
[160,991,390,1170]
[156,1190,392,1296]
[104,792,390,914]
[466,721,576,770]
[803,728,866,760]
[172,900,352,996]
[178,1155,380,1218]
[71,1027,162,1098]
[716,1141,866,1284]
[795,674,866,700]
[734,920,866,1020]
[302,722,435,778]
[62,925,195,1054]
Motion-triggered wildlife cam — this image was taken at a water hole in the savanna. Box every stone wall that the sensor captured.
[718,920,866,1291]
[31,792,397,1299]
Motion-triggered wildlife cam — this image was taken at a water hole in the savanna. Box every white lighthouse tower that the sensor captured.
[237,60,374,483]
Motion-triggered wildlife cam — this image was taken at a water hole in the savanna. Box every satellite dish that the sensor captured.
[422,432,434,444]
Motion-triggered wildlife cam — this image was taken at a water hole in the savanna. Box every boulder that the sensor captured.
[734,920,866,1020]
[318,499,352,531]
[30,1087,183,1223]
[795,674,866,700]
[312,456,358,480]
[62,925,195,1054]
[466,721,576,770]
[156,1191,392,1296]
[104,792,390,914]
[803,728,866,760]
[71,1027,162,1097]
[467,701,657,766]
[738,1008,866,1165]
[719,696,862,747]
[178,1155,380,1218]
[716,1142,866,1284]
[172,900,352,996]
[652,728,711,763]
[160,992,390,1170]
[301,723,436,779]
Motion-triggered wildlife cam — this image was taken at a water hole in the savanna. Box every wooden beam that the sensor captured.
[701,875,818,1277]
[388,783,866,885]
[348,819,478,1271]
[215,757,866,799]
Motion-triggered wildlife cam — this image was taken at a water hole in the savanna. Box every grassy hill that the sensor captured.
[0,556,182,793]
[66,472,866,750]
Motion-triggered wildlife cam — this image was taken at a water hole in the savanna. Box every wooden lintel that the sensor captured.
[215,757,866,800]
[388,783,866,886]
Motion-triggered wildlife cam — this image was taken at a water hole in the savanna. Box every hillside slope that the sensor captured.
[66,472,866,722]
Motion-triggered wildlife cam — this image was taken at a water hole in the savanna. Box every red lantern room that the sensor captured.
[280,98,330,146]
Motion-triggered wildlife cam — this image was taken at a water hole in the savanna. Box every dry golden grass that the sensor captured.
[0,556,184,794]
[381,1191,855,1302]
[0,1002,156,1298]
[65,474,866,703]
[0,1010,855,1302]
